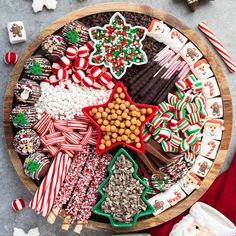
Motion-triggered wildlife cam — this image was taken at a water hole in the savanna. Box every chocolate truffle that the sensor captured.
[62,20,89,47]
[14,78,41,104]
[41,35,67,62]
[10,104,38,129]
[13,129,40,155]
[24,152,51,180]
[24,55,51,81]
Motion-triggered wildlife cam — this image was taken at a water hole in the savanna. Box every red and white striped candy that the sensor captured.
[51,62,61,74]
[98,72,112,86]
[84,40,94,51]
[77,46,89,58]
[72,70,85,84]
[12,198,25,212]
[4,51,17,64]
[57,68,69,81]
[73,57,88,70]
[82,74,94,88]
[198,22,236,73]
[92,81,102,89]
[58,56,72,69]
[105,80,115,90]
[90,66,102,78]
[49,74,59,83]
[66,46,78,60]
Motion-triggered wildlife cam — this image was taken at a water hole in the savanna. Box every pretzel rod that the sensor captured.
[198,22,236,72]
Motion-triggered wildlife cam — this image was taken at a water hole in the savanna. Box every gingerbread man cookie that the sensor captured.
[32,0,58,13]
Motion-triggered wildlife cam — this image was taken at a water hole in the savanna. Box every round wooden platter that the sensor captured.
[3,2,232,233]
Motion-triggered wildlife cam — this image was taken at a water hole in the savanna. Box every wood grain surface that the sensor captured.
[3,2,232,232]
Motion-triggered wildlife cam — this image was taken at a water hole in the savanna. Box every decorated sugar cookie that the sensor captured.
[180,42,202,66]
[191,59,214,80]
[164,28,188,53]
[163,184,187,206]
[148,193,171,215]
[178,172,201,195]
[200,136,220,159]
[202,77,220,99]
[191,155,213,177]
[203,119,224,140]
[147,19,170,43]
[89,12,148,79]
[206,97,223,118]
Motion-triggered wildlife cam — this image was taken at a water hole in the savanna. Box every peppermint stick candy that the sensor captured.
[198,22,236,72]
[74,153,112,234]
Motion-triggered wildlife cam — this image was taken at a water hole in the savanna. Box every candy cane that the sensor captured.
[205,141,217,158]
[198,22,236,72]
[204,81,214,97]
[171,31,185,43]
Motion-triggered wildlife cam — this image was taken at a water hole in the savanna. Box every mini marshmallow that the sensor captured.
[7,21,26,44]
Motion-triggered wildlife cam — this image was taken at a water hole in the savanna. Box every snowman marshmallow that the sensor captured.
[191,59,214,80]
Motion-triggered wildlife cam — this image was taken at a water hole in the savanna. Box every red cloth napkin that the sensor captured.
[144,153,236,235]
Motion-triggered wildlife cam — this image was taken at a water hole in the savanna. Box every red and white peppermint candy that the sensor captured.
[66,46,78,60]
[73,57,88,70]
[92,81,102,89]
[72,70,85,84]
[4,51,17,64]
[90,66,102,78]
[84,40,94,51]
[105,80,115,90]
[12,198,25,212]
[57,68,69,81]
[98,72,112,86]
[59,56,72,69]
[49,75,59,86]
[51,62,61,74]
[77,46,89,58]
[82,74,94,88]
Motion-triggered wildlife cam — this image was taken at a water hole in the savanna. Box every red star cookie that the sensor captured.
[82,82,157,154]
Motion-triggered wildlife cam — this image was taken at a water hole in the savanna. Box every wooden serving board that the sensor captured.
[3,3,232,232]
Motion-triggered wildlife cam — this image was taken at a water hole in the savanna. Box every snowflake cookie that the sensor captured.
[89,12,148,79]
[32,0,57,13]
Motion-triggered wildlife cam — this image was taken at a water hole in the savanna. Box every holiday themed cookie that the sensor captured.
[178,172,201,195]
[7,21,26,44]
[164,28,188,53]
[62,20,89,47]
[163,184,187,206]
[89,12,148,79]
[13,129,40,155]
[24,152,51,180]
[205,97,223,118]
[41,35,67,62]
[148,193,171,215]
[10,104,38,129]
[202,77,220,99]
[24,56,51,81]
[200,136,220,159]
[180,42,202,66]
[203,119,224,140]
[190,59,214,80]
[14,79,41,104]
[191,155,212,178]
[147,19,170,43]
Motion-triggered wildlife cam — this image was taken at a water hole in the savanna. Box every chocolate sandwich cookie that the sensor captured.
[13,129,40,155]
[14,78,41,104]
[62,20,89,47]
[24,152,51,180]
[24,55,51,81]
[41,35,67,62]
[10,104,38,129]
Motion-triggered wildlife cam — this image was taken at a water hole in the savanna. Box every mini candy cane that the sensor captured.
[45,136,66,146]
[54,123,73,133]
[198,22,236,72]
[60,144,83,152]
[205,141,217,158]
[45,132,62,139]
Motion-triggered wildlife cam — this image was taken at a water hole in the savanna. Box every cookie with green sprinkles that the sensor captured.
[89,12,148,79]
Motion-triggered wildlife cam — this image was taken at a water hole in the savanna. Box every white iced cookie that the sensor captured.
[178,172,201,195]
[203,119,224,140]
[147,19,170,43]
[7,21,26,44]
[170,202,236,236]
[202,77,220,99]
[13,227,40,236]
[148,193,171,215]
[205,97,223,118]
[191,155,212,177]
[32,0,58,13]
[191,59,214,80]
[200,136,220,160]
[163,184,186,206]
[164,28,188,53]
[180,42,202,66]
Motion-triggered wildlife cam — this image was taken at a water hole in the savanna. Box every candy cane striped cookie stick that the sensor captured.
[198,22,236,72]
